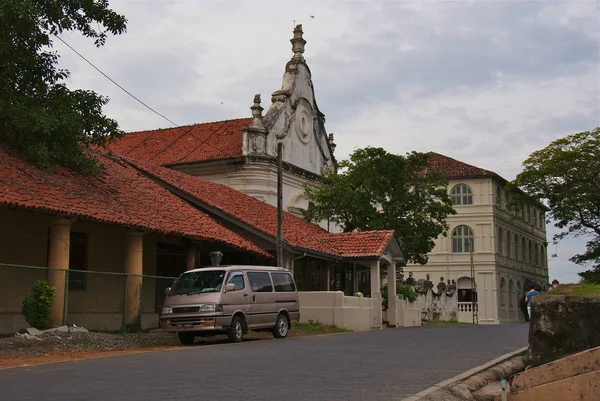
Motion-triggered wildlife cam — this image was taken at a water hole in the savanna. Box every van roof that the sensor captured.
[185,265,287,274]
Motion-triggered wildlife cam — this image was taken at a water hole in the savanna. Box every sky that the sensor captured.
[54,0,600,283]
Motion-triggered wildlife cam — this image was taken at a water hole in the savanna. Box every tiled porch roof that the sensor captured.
[108,118,253,166]
[0,146,269,257]
[127,158,397,259]
[313,230,396,258]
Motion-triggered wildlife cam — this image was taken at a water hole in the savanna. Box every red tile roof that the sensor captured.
[0,146,269,257]
[127,158,396,258]
[427,152,499,180]
[108,118,253,166]
[314,230,395,258]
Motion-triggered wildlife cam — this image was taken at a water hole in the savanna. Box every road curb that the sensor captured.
[401,346,528,401]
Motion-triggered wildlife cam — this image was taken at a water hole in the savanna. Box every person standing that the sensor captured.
[525,285,540,320]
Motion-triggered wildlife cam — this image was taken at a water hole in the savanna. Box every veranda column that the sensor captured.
[47,217,72,327]
[186,246,197,271]
[124,230,144,329]
[370,259,382,329]
[387,263,398,327]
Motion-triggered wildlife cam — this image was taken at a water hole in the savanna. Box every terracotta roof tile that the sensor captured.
[127,158,395,258]
[314,230,396,258]
[0,146,269,257]
[427,152,499,180]
[109,118,252,166]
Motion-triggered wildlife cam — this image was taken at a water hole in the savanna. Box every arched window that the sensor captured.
[534,244,540,266]
[496,185,503,208]
[533,208,538,227]
[452,225,474,253]
[506,230,512,258]
[526,205,531,223]
[528,239,534,264]
[521,237,526,261]
[450,184,473,206]
[516,280,521,293]
[497,227,504,255]
[515,234,519,260]
[500,277,506,306]
[509,280,514,306]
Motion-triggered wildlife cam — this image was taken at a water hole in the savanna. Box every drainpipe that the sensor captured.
[291,252,307,275]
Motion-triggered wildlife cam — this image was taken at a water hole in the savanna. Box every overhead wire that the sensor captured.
[54,35,232,161]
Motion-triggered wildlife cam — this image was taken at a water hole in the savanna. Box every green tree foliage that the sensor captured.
[512,128,600,283]
[0,0,127,173]
[381,283,418,308]
[22,280,55,329]
[304,148,455,264]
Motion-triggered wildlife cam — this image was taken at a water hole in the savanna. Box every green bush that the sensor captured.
[22,280,55,329]
[381,283,418,309]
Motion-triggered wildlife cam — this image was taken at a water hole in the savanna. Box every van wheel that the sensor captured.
[178,332,195,345]
[272,313,289,339]
[228,316,244,343]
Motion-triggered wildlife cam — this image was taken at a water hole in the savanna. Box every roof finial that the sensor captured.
[290,24,306,61]
[251,94,263,120]
[247,94,266,132]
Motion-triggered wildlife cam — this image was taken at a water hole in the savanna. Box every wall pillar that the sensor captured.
[326,265,331,291]
[387,262,398,327]
[47,217,72,327]
[186,246,197,271]
[352,264,358,294]
[370,259,382,329]
[124,230,144,329]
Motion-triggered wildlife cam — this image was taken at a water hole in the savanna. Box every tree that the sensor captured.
[304,147,456,264]
[512,128,600,282]
[0,0,127,173]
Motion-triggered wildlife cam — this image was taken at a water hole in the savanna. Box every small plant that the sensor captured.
[381,283,418,309]
[354,292,363,297]
[22,280,55,329]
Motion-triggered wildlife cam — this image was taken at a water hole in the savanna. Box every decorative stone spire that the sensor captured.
[251,94,264,120]
[243,94,267,155]
[290,24,306,61]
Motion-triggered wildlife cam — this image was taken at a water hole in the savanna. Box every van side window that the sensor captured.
[247,272,273,293]
[226,272,245,291]
[271,272,296,292]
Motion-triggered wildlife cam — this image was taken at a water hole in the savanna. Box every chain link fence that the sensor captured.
[0,263,177,335]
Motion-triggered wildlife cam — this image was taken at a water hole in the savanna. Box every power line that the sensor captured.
[54,35,178,127]
[55,35,230,160]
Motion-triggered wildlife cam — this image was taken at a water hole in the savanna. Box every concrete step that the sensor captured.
[494,370,600,401]
[510,345,600,392]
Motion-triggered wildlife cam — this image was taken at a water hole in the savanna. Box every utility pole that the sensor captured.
[469,240,478,324]
[276,141,284,267]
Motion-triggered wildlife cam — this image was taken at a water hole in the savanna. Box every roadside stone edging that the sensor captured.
[402,346,528,401]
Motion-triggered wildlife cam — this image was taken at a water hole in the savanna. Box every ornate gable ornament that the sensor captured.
[242,94,268,155]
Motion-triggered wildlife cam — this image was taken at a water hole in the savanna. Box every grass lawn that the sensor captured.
[290,320,352,336]
[546,283,600,296]
[422,320,472,326]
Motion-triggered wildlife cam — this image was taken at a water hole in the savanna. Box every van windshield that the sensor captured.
[169,270,225,296]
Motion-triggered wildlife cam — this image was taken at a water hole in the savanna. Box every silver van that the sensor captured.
[159,265,300,345]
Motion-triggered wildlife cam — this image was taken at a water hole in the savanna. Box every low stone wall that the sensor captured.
[298,291,375,332]
[529,295,600,366]
[299,291,421,331]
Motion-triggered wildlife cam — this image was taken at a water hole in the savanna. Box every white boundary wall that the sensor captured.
[298,291,421,332]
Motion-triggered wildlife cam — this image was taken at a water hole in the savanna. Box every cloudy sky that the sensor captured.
[55,0,599,283]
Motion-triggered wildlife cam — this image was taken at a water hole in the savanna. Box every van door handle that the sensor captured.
[243,293,248,297]
[253,295,256,303]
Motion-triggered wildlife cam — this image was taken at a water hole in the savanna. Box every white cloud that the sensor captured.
[51,0,599,280]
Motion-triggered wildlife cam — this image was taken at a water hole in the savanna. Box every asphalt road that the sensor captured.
[0,324,529,401]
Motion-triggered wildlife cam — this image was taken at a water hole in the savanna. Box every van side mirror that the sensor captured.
[165,287,171,295]
[225,283,236,292]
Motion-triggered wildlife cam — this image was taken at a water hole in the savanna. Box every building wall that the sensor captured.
[0,207,183,332]
[406,177,549,324]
